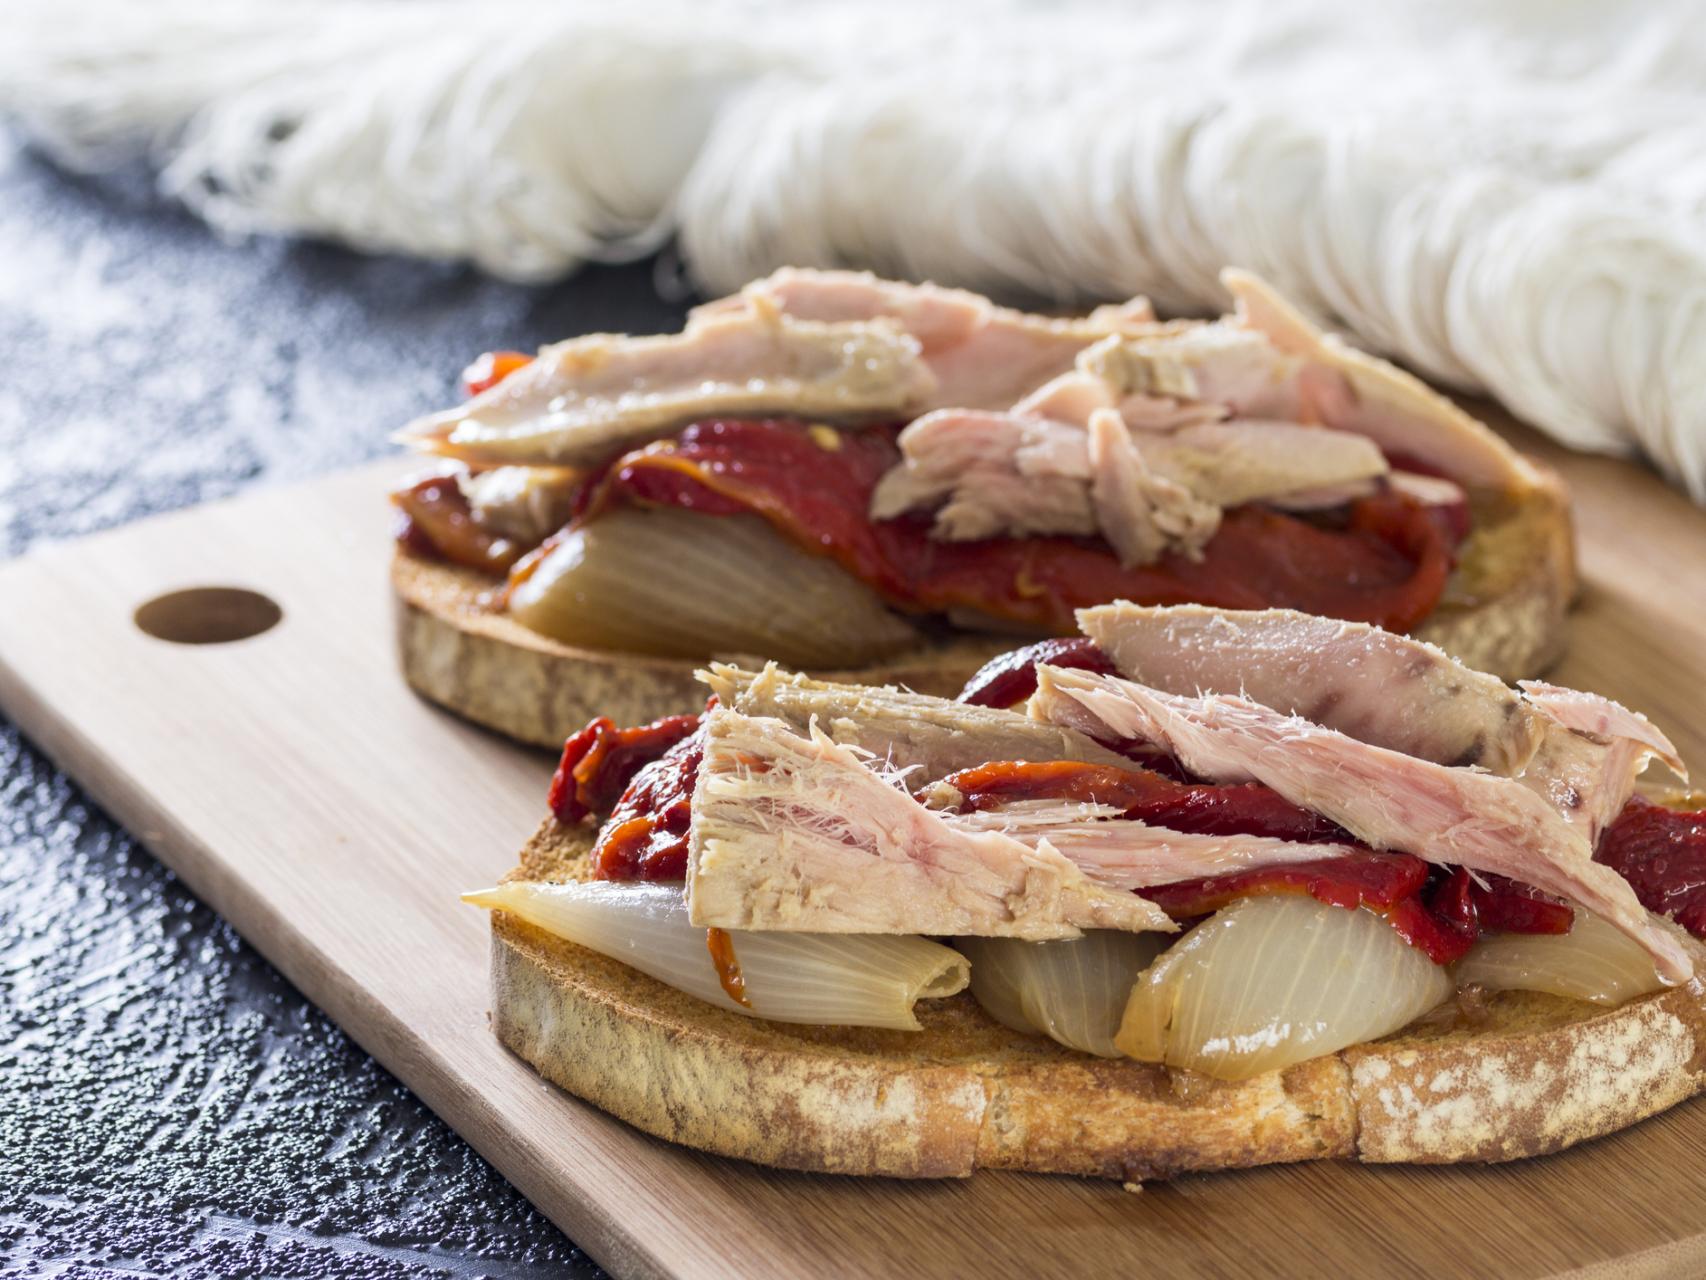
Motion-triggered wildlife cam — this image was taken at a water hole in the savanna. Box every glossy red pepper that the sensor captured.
[956,638,1117,709]
[585,418,1460,635]
[1597,796,1706,937]
[548,711,703,825]
[1425,866,1573,940]
[589,726,706,881]
[461,350,534,397]
[943,760,1347,844]
[390,473,523,573]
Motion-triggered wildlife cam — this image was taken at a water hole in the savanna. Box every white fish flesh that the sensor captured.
[401,301,933,466]
[1076,603,1543,773]
[1030,664,1693,983]
[685,709,1173,939]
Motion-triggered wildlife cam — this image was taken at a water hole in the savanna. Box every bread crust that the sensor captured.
[395,464,1576,747]
[488,818,1706,1181]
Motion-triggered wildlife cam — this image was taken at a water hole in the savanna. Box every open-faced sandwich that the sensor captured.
[464,603,1706,1182]
[393,270,1573,747]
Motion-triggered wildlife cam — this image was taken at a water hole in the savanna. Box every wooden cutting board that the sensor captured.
[4,421,1706,1280]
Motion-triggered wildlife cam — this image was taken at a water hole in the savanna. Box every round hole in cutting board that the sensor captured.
[133,587,283,645]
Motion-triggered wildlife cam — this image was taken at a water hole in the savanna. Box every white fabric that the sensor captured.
[4,0,1706,494]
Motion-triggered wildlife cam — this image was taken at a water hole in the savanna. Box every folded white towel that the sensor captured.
[5,0,1705,495]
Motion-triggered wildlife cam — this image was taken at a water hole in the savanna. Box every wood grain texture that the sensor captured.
[2,418,1705,1279]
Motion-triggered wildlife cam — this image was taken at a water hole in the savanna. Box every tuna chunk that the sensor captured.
[1015,370,1229,432]
[693,268,994,350]
[871,407,1222,562]
[1086,409,1221,566]
[1076,602,1687,889]
[867,410,1097,540]
[399,301,934,467]
[1080,324,1307,419]
[1076,602,1687,848]
[1512,683,1686,847]
[1070,273,1537,493]
[1518,681,1686,777]
[685,709,1173,938]
[1076,604,1544,773]
[456,465,579,543]
[1515,728,1650,851]
[1030,665,1693,983]
[1138,421,1388,510]
[942,805,1362,889]
[701,662,1131,783]
[1222,270,1538,492]
[698,268,1159,411]
[872,410,1382,563]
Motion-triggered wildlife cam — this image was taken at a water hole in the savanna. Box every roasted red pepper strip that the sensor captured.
[1386,896,1480,966]
[585,418,1460,634]
[1425,866,1573,940]
[957,638,1117,709]
[1145,853,1428,914]
[461,350,534,397]
[1145,857,1481,964]
[705,927,752,1008]
[548,711,703,825]
[943,760,1348,844]
[390,473,523,573]
[589,724,706,881]
[1597,796,1706,937]
[943,759,1569,962]
[1426,863,1479,946]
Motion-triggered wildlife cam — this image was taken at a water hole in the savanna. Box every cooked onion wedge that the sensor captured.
[958,932,1166,1057]
[1116,896,1452,1080]
[1453,909,1666,1006]
[464,879,968,1030]
[507,506,920,667]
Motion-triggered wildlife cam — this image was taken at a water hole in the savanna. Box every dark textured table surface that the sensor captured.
[0,135,693,1278]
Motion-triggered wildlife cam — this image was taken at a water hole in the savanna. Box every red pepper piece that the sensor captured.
[1385,895,1478,965]
[1597,796,1706,938]
[955,638,1117,709]
[548,712,702,825]
[579,418,1461,636]
[1146,856,1481,964]
[1470,873,1573,935]
[461,350,534,397]
[390,472,521,573]
[1425,866,1481,944]
[1145,853,1429,916]
[943,759,1347,844]
[590,727,706,881]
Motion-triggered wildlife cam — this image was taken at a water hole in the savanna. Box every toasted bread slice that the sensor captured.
[488,817,1706,1180]
[396,464,1574,749]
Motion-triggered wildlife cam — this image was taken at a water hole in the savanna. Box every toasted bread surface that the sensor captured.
[488,817,1706,1181]
[396,463,1576,748]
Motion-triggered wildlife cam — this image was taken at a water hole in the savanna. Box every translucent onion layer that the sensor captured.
[464,879,969,1030]
[958,931,1168,1057]
[1116,896,1452,1080]
[1453,910,1666,1006]
[507,506,920,668]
